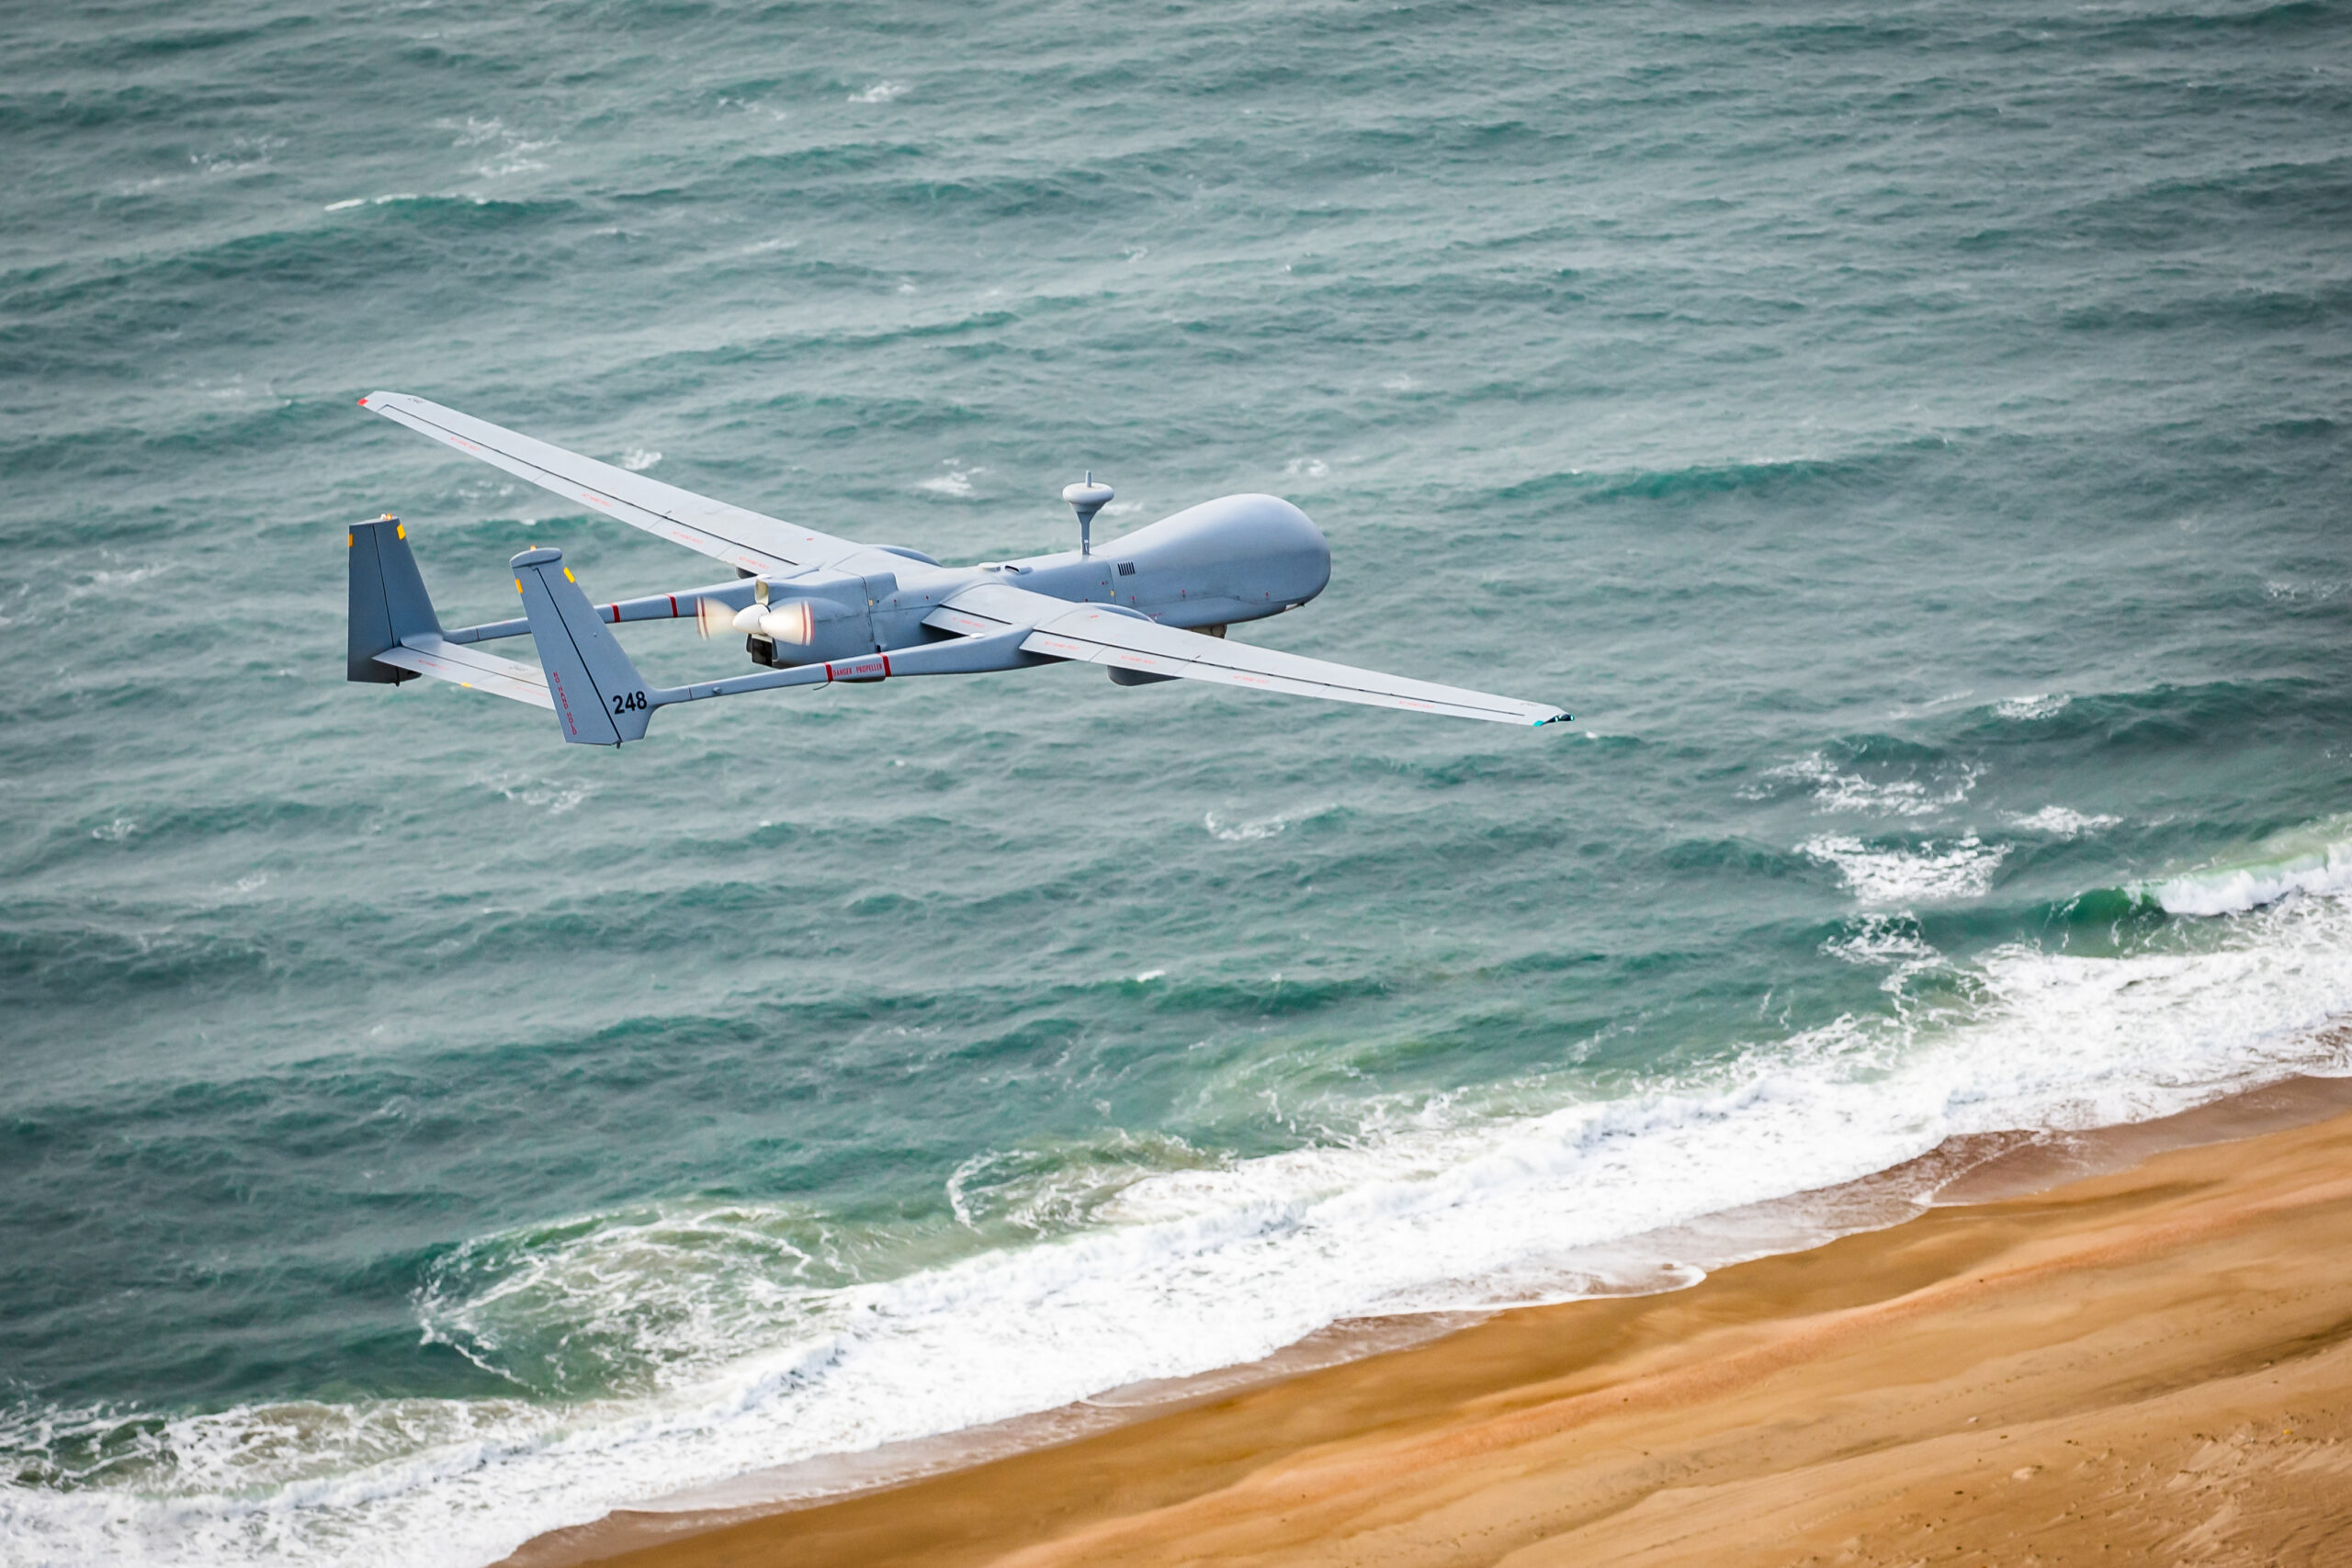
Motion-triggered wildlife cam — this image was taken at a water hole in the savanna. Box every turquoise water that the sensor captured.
[5,0,2351,1560]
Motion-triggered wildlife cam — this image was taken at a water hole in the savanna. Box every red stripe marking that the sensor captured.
[608,604,619,622]
[668,594,678,617]
[881,654,892,677]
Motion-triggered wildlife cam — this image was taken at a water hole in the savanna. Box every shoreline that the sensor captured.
[505,1071,2352,1567]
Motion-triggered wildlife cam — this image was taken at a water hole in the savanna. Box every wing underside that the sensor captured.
[928,583,1566,727]
[361,391,866,576]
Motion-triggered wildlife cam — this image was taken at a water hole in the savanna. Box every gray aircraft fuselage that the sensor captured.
[724,494,1332,669]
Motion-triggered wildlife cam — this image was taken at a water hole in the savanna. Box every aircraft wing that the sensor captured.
[927,582,1568,727]
[361,391,868,576]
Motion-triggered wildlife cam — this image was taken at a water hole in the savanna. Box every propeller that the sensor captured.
[695,596,739,639]
[702,578,822,646]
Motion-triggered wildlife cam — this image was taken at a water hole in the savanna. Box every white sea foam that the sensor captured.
[2264,579,2345,603]
[918,461,981,497]
[1204,809,1290,842]
[1757,752,1980,818]
[1803,834,2007,904]
[1996,693,2070,721]
[2147,825,2352,917]
[443,116,555,179]
[1820,912,1940,967]
[2009,806,2120,839]
[475,772,591,816]
[11,891,2352,1566]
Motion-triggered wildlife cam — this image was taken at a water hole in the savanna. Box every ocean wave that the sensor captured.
[1203,807,1312,842]
[2144,821,2352,918]
[1819,912,1941,967]
[1995,693,2069,721]
[1802,834,2008,905]
[916,460,983,497]
[2008,806,2120,840]
[1760,750,1981,818]
[1951,679,2323,752]
[1493,442,1939,506]
[10,887,2352,1567]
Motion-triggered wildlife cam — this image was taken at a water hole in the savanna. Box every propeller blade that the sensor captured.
[695,596,738,640]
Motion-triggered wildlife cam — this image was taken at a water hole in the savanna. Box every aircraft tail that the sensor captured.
[347,516,443,683]
[511,547,654,745]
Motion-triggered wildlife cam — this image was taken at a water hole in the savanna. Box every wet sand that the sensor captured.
[508,1077,2352,1568]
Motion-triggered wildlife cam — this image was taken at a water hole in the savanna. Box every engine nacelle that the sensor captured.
[735,583,870,668]
[732,596,857,648]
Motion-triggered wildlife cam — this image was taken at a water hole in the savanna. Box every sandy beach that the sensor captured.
[508,1081,2352,1568]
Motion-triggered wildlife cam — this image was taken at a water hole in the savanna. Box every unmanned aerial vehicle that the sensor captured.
[346,394,1568,745]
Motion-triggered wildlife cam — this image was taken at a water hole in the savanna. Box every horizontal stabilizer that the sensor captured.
[372,637,553,709]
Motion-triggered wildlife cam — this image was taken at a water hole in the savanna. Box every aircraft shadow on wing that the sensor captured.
[347,393,1570,746]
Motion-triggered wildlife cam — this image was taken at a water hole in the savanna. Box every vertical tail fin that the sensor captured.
[348,515,442,683]
[512,547,653,745]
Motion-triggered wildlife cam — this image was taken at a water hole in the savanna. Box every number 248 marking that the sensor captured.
[610,691,648,715]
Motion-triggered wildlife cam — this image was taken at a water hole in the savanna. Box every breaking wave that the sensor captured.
[8,877,2352,1566]
[1802,834,2009,905]
[2143,819,2352,918]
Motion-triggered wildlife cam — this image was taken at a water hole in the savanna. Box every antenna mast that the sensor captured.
[1061,471,1114,557]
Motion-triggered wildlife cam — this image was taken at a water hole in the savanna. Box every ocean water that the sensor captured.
[4,0,2351,1561]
